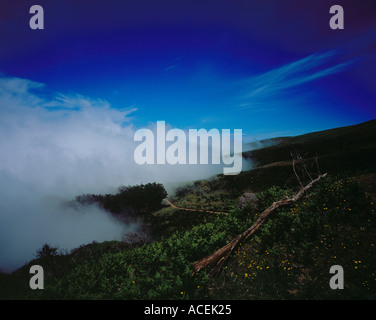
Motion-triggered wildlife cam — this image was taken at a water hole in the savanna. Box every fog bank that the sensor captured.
[0,75,253,273]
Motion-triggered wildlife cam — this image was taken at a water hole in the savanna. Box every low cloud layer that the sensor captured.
[0,75,251,273]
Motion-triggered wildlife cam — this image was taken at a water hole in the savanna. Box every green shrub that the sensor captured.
[11,175,376,300]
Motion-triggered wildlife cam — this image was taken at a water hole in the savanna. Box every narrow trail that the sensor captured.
[164,199,229,215]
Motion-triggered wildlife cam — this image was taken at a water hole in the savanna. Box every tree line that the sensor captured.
[75,182,167,214]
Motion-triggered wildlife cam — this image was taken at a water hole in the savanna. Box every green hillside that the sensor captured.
[1,119,376,300]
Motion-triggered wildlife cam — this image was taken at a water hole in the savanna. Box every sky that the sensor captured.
[0,0,375,272]
[1,0,375,138]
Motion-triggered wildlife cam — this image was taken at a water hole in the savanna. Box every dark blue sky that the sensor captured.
[1,0,375,140]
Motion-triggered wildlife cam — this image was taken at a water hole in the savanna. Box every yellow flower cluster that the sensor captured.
[324,179,345,193]
[319,236,334,248]
[281,259,293,275]
[353,260,362,269]
[362,280,370,289]
[247,258,269,271]
[290,206,299,216]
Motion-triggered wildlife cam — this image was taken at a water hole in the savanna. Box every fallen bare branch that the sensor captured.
[192,173,327,276]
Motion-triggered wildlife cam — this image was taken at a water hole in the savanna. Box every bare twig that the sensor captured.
[291,152,304,189]
[315,153,321,175]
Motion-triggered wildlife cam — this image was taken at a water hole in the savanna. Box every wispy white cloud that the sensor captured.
[240,50,355,109]
[165,64,178,72]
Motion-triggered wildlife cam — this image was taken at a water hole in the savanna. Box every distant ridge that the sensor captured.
[243,119,376,175]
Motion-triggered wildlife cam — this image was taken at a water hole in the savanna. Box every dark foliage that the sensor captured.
[76,182,168,214]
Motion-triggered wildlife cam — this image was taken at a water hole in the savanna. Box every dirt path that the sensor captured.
[165,199,229,215]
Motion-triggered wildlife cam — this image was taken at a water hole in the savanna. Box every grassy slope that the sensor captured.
[1,119,376,300]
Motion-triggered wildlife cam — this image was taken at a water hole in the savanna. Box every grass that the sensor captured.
[1,172,375,300]
[1,119,376,300]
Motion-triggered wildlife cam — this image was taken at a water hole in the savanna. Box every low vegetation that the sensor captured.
[2,174,375,300]
[2,120,376,300]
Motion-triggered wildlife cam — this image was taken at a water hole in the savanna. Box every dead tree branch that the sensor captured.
[192,172,327,276]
